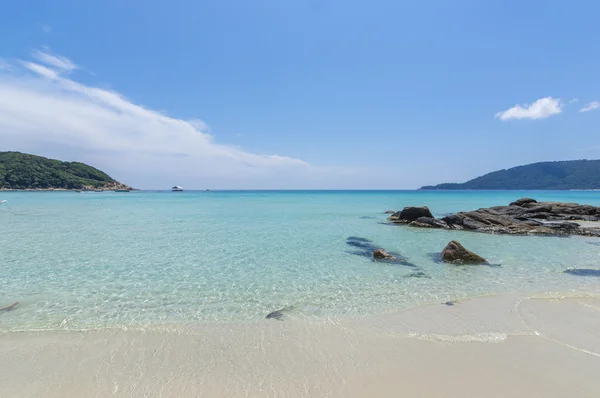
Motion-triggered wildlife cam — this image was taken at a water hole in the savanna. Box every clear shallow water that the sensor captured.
[1,190,599,331]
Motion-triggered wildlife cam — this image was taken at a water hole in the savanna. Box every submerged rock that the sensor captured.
[266,306,294,321]
[563,269,600,277]
[0,302,19,312]
[373,249,396,261]
[404,271,430,278]
[441,241,487,265]
[384,210,395,214]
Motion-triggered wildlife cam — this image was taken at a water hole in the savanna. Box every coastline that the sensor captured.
[0,188,137,192]
[1,292,598,397]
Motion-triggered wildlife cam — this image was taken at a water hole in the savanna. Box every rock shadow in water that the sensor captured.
[346,236,418,267]
[359,216,376,220]
[586,241,600,246]
[563,268,600,277]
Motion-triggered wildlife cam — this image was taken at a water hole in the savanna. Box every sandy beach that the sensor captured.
[1,293,598,397]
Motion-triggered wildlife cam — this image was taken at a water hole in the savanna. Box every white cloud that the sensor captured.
[41,24,52,34]
[0,52,354,189]
[580,101,600,113]
[569,98,579,104]
[495,97,562,121]
[31,50,77,73]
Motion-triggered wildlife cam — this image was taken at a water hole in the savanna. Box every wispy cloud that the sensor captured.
[31,50,77,73]
[0,51,354,189]
[580,101,600,113]
[41,24,52,34]
[495,97,562,121]
[569,98,579,104]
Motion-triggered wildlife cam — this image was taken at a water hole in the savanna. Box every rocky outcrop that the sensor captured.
[384,210,396,214]
[388,206,434,223]
[373,249,396,261]
[408,217,448,229]
[441,241,487,264]
[388,198,600,237]
[83,182,135,191]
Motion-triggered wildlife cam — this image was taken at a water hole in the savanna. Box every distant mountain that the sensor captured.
[420,160,600,190]
[0,152,132,190]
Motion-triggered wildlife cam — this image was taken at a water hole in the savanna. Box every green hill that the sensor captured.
[0,152,131,190]
[420,160,600,190]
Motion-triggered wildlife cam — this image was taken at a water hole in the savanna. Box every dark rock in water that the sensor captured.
[443,301,456,306]
[388,206,434,223]
[384,210,395,214]
[266,306,294,321]
[346,237,416,267]
[510,198,538,207]
[563,269,600,277]
[441,241,488,265]
[373,249,396,261]
[359,216,376,219]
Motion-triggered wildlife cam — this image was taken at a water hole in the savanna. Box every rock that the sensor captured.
[387,199,600,237]
[408,217,446,229]
[384,210,395,214]
[373,249,396,261]
[509,198,537,207]
[388,206,434,223]
[441,241,487,264]
[266,306,294,321]
[0,302,19,312]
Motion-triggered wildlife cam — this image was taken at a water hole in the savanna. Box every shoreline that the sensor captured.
[0,188,138,192]
[1,292,599,397]
[1,288,598,334]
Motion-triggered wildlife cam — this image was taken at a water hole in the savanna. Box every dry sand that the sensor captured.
[1,293,599,397]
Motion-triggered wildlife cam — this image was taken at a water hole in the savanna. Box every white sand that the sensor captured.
[1,293,599,397]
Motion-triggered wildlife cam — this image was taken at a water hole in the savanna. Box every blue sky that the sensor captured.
[0,0,599,189]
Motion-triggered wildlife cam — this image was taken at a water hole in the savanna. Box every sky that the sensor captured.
[0,0,599,189]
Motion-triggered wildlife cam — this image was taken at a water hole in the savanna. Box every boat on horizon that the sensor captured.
[171,186,184,192]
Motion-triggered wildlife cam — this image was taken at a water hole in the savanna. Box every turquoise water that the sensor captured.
[1,190,600,331]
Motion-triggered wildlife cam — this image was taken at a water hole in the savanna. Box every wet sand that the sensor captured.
[1,293,599,397]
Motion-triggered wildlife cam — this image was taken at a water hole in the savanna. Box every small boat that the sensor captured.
[171,186,184,192]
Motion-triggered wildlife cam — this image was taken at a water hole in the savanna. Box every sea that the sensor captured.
[1,190,599,331]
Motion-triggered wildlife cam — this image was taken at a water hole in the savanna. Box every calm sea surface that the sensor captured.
[1,190,599,331]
